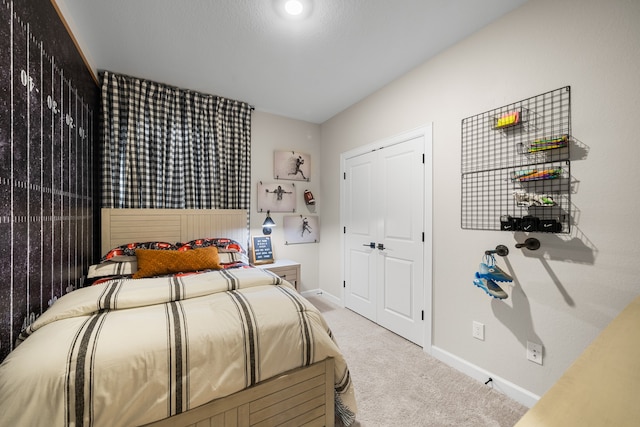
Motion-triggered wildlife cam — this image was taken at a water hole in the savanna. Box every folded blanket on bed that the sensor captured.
[0,268,357,426]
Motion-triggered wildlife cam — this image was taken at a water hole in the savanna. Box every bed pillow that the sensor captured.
[104,255,137,263]
[87,260,137,278]
[177,238,246,254]
[217,249,249,265]
[133,247,222,279]
[101,242,177,262]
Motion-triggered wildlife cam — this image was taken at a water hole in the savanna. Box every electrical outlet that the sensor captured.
[527,341,543,365]
[472,321,484,340]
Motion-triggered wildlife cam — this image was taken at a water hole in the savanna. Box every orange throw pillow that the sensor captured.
[133,247,221,279]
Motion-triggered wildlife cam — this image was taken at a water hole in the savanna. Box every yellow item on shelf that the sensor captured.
[495,111,520,129]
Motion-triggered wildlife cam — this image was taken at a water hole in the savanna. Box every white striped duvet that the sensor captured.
[0,268,356,426]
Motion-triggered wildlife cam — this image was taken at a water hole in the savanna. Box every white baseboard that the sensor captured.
[301,288,343,307]
[304,290,538,408]
[431,345,540,408]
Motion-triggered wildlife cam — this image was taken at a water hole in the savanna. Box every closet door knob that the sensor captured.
[362,242,375,248]
[377,243,385,250]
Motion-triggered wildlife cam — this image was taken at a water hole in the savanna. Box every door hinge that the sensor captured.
[422,232,424,242]
[343,281,346,288]
[343,172,346,180]
[422,153,425,164]
[344,226,346,234]
[421,310,424,320]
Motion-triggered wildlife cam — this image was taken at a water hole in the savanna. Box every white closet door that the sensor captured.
[344,136,425,346]
[344,150,378,321]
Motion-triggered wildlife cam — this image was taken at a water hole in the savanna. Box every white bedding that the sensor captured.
[0,268,356,426]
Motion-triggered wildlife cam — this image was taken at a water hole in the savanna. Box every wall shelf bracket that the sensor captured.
[485,245,509,257]
[516,237,541,251]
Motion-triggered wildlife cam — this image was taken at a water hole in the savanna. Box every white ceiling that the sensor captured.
[57,0,528,124]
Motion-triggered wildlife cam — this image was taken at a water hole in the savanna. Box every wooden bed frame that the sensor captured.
[101,208,249,255]
[144,358,335,427]
[101,208,336,427]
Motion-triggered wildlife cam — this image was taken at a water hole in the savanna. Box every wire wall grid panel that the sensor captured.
[461,87,571,233]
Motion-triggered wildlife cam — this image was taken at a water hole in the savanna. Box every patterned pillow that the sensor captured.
[101,242,177,262]
[133,247,222,279]
[177,238,246,254]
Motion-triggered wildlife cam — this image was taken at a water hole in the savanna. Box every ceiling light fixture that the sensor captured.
[284,0,303,16]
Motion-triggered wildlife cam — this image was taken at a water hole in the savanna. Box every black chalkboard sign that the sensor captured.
[251,235,274,264]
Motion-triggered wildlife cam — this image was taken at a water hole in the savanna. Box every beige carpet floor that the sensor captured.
[306,296,528,427]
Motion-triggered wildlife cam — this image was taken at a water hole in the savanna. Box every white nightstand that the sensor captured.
[254,259,300,289]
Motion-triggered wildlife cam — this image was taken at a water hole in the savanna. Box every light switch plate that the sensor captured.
[472,321,484,341]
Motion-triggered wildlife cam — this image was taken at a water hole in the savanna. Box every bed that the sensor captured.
[0,209,357,427]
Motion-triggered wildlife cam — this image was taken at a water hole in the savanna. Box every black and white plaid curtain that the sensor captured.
[100,71,252,209]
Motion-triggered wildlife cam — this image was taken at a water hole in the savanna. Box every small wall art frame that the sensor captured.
[257,181,296,212]
[283,215,319,244]
[274,151,310,181]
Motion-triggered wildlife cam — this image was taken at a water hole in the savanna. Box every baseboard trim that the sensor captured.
[301,289,342,307]
[431,345,540,408]
[304,290,539,408]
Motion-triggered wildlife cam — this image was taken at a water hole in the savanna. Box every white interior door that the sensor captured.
[343,135,425,346]
[375,138,424,345]
[344,150,377,321]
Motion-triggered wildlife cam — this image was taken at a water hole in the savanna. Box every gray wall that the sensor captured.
[319,0,640,402]
[249,111,322,293]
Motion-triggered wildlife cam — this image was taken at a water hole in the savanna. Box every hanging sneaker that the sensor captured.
[477,262,513,282]
[473,276,508,299]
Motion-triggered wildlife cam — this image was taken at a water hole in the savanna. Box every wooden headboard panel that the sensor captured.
[101,208,249,256]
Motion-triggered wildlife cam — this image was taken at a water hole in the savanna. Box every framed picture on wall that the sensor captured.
[283,215,319,244]
[274,151,310,181]
[257,181,296,212]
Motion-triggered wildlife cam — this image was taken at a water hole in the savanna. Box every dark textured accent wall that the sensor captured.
[0,0,98,361]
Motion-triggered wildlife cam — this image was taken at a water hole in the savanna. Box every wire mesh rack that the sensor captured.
[461,86,571,233]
